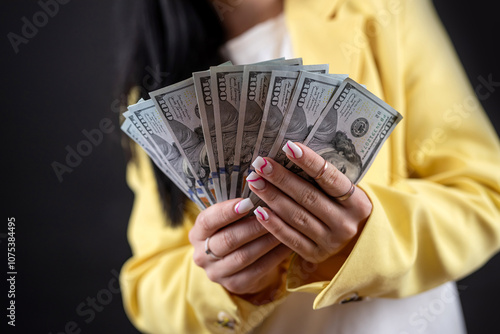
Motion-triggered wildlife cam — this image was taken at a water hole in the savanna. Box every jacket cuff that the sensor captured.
[285,181,394,308]
[187,251,290,334]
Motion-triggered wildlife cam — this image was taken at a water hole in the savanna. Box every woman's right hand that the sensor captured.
[188,198,292,300]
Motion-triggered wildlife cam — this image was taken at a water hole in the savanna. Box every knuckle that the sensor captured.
[219,206,232,225]
[300,187,320,208]
[323,167,343,188]
[358,196,373,218]
[290,209,310,229]
[196,214,211,234]
[188,228,195,244]
[287,235,302,251]
[232,248,250,268]
[192,250,205,267]
[272,170,288,186]
[343,220,359,239]
[205,268,220,283]
[221,230,237,251]
[270,219,285,235]
[303,156,317,172]
[265,187,280,204]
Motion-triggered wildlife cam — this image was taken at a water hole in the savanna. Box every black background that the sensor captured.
[1,1,499,333]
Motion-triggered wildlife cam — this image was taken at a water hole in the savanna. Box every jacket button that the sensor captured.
[340,292,362,304]
[217,311,235,330]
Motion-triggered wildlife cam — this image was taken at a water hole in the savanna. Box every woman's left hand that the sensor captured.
[248,141,373,264]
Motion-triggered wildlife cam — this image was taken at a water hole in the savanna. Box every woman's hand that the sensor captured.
[248,141,373,265]
[188,198,292,298]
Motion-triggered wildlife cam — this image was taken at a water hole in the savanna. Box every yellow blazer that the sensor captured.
[120,0,500,333]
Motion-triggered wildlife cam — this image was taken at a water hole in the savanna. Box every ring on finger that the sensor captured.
[205,237,223,260]
[314,159,329,180]
[332,181,356,201]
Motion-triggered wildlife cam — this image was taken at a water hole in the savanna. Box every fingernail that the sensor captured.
[234,198,254,214]
[282,140,303,159]
[246,172,266,190]
[254,206,269,221]
[252,156,273,174]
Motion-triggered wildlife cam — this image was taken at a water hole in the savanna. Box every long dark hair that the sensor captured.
[116,0,226,226]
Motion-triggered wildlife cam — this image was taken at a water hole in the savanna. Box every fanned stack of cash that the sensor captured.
[121,58,403,210]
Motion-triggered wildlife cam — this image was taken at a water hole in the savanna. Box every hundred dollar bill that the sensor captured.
[231,60,308,198]
[238,64,330,197]
[192,62,233,203]
[126,100,201,198]
[149,78,216,206]
[122,108,183,187]
[210,59,286,200]
[193,70,224,202]
[267,71,347,167]
[120,117,205,210]
[303,78,403,184]
[210,64,245,200]
[125,100,211,207]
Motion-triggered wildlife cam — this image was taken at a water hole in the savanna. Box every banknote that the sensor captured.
[192,62,234,203]
[267,71,347,167]
[120,117,205,209]
[231,60,308,198]
[122,58,403,209]
[303,78,403,184]
[238,65,330,197]
[210,64,246,200]
[126,100,199,195]
[125,100,211,207]
[149,78,216,206]
[209,60,286,200]
[193,70,224,202]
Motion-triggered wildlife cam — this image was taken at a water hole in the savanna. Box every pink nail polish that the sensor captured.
[282,140,303,159]
[246,172,266,190]
[252,156,273,174]
[253,206,269,221]
[234,198,254,214]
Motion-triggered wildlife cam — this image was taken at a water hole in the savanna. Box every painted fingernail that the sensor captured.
[252,156,273,174]
[253,206,269,221]
[282,140,303,159]
[246,172,266,190]
[234,198,254,214]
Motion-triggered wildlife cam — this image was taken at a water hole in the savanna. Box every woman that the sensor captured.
[118,0,500,333]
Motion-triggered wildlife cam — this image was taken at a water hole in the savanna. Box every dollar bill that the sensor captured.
[193,70,224,202]
[120,117,206,210]
[231,60,307,198]
[209,59,286,200]
[192,62,234,203]
[126,100,196,192]
[210,65,245,200]
[267,71,347,167]
[303,78,403,184]
[125,99,211,207]
[238,65,330,197]
[149,78,216,206]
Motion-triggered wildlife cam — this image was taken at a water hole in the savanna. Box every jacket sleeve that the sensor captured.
[119,147,288,334]
[287,0,500,308]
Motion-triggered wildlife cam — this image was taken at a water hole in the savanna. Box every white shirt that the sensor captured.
[221,13,467,334]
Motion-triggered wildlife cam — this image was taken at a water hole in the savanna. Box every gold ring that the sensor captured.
[314,159,329,180]
[205,237,223,260]
[333,182,356,201]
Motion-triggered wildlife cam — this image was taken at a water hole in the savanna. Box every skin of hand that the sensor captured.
[249,142,373,268]
[189,141,372,300]
[188,198,292,299]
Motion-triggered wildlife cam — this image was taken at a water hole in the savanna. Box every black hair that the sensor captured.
[115,0,226,226]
